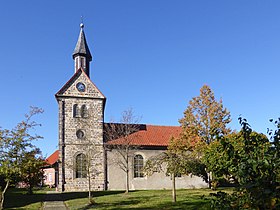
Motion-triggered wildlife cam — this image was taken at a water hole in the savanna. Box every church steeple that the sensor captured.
[73,23,92,77]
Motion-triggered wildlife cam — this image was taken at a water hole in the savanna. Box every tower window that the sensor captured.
[81,105,88,118]
[75,57,79,71]
[134,154,144,178]
[73,104,80,118]
[81,57,85,69]
[76,153,87,178]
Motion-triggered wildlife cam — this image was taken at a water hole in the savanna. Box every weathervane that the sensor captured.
[80,16,84,28]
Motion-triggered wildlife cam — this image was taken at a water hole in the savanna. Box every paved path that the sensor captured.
[43,191,68,210]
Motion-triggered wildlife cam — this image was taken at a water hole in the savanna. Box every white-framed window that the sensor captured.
[134,154,144,178]
[48,173,52,182]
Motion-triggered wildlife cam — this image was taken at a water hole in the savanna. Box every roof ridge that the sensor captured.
[104,123,180,127]
[146,124,180,127]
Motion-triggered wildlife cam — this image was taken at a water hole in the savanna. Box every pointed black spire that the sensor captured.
[73,23,92,77]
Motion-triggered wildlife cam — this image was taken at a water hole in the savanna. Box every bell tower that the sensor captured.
[55,23,106,192]
[72,23,92,76]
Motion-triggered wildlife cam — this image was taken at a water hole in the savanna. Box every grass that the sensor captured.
[63,189,219,210]
[3,187,232,210]
[4,187,49,210]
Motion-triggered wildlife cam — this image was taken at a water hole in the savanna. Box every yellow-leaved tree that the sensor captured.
[179,85,231,188]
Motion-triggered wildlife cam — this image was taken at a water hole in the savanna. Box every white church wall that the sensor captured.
[107,149,208,190]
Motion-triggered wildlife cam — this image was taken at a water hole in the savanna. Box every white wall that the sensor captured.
[107,149,208,190]
[43,168,55,187]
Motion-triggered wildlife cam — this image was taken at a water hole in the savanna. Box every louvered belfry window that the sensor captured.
[81,105,88,118]
[73,104,80,118]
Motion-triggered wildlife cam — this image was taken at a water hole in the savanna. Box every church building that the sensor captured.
[49,24,207,192]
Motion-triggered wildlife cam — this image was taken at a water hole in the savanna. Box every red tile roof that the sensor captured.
[45,150,59,165]
[47,125,181,160]
[106,125,181,147]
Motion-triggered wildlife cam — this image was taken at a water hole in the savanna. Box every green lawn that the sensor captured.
[4,187,231,210]
[63,189,216,210]
[4,187,50,210]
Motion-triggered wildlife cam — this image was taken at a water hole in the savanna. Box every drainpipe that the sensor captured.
[61,100,66,192]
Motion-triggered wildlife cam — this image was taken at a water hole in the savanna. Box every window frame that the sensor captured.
[73,104,80,118]
[80,104,88,118]
[75,153,87,179]
[133,154,144,178]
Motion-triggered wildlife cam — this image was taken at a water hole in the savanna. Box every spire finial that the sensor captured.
[80,16,84,29]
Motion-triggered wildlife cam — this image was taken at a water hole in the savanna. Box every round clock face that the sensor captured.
[76,82,85,92]
[76,130,85,139]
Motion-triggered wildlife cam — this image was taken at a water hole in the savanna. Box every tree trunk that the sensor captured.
[125,156,129,193]
[125,152,129,193]
[88,177,92,203]
[28,172,33,195]
[0,180,9,210]
[171,173,176,203]
[208,172,212,189]
[126,169,129,193]
[88,167,93,204]
[28,183,33,195]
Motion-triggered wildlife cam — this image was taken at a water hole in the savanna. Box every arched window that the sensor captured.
[73,104,80,118]
[76,153,87,178]
[134,154,144,178]
[81,105,88,118]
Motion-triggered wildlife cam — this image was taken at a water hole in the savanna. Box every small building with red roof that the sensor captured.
[43,150,59,188]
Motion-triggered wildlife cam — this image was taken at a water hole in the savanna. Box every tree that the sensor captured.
[83,148,103,204]
[104,108,141,193]
[19,148,45,194]
[204,118,280,209]
[168,128,208,184]
[179,85,231,145]
[179,85,231,188]
[0,107,43,209]
[145,133,208,203]
[144,141,185,203]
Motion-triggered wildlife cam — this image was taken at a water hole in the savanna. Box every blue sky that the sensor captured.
[1,0,280,157]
